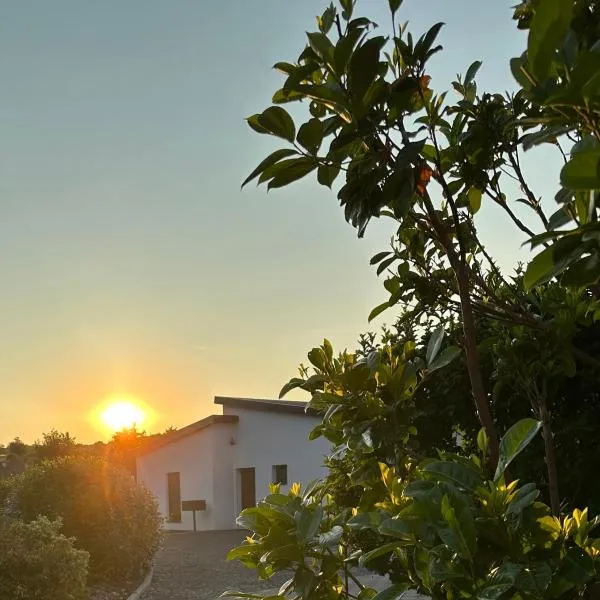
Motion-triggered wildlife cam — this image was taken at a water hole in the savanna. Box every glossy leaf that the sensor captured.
[297,119,324,154]
[242,149,299,188]
[439,493,477,561]
[371,584,409,600]
[464,60,482,86]
[317,163,341,188]
[254,106,296,142]
[428,346,461,373]
[523,235,586,289]
[426,326,444,366]
[368,301,390,322]
[388,0,402,16]
[527,0,574,80]
[423,460,484,492]
[560,149,600,190]
[267,157,318,189]
[494,418,542,481]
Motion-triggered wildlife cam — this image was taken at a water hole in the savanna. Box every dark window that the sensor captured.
[272,464,288,485]
[167,472,181,522]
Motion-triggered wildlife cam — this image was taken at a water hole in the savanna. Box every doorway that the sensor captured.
[238,467,256,510]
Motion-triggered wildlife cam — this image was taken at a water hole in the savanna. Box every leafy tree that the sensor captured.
[226,1,600,599]
[241,0,600,510]
[33,430,76,463]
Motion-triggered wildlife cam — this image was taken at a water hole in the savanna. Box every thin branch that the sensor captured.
[508,151,549,230]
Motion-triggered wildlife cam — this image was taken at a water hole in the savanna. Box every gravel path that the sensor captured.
[141,530,287,600]
[142,530,422,600]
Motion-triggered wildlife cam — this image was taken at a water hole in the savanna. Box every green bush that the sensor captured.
[0,515,89,600]
[12,455,162,584]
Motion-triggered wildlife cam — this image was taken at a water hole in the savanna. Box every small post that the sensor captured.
[192,510,197,532]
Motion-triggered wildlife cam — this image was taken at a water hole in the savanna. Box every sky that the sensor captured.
[0,0,563,444]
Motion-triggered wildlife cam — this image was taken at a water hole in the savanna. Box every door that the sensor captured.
[167,472,182,522]
[239,467,256,510]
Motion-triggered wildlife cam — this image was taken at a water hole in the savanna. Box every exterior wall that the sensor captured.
[222,405,330,517]
[137,404,331,531]
[137,422,236,531]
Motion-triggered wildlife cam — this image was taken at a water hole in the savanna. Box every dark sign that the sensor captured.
[181,499,206,512]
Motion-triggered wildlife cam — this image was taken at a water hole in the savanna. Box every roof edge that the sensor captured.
[137,414,239,457]
[214,396,317,416]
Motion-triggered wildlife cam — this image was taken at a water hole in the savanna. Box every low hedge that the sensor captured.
[11,455,162,584]
[0,515,89,600]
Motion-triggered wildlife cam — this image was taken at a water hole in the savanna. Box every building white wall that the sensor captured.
[137,422,236,531]
[222,405,330,516]
[137,404,331,531]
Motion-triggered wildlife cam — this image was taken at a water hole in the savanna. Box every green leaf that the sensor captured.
[370,251,392,265]
[317,163,340,188]
[477,428,489,454]
[349,37,386,104]
[242,149,299,188]
[426,326,444,366]
[439,493,477,561]
[515,562,552,596]
[371,585,409,600]
[464,60,482,85]
[279,378,306,398]
[547,207,573,230]
[368,302,390,322]
[359,542,403,566]
[267,157,317,189]
[307,32,334,63]
[297,119,324,154]
[318,524,343,546]
[256,106,296,142]
[494,418,542,481]
[308,347,327,370]
[295,505,323,542]
[428,346,461,373]
[527,0,574,80]
[562,254,600,286]
[423,461,484,492]
[506,483,539,516]
[560,149,600,190]
[468,187,482,214]
[523,234,586,289]
[388,0,402,16]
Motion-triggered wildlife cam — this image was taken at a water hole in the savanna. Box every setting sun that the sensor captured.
[100,399,146,432]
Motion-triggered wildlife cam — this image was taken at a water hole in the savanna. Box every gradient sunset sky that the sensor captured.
[1,0,561,443]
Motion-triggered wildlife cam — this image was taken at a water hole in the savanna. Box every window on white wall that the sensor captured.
[272,464,288,485]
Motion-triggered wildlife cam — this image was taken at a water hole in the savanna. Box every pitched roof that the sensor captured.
[138,414,238,456]
[214,396,314,415]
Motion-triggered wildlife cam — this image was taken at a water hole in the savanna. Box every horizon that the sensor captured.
[1,0,561,444]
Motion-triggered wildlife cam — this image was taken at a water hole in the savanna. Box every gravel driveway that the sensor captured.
[141,530,286,600]
[142,530,420,600]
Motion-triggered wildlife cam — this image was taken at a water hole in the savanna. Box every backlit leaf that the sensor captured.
[494,418,542,481]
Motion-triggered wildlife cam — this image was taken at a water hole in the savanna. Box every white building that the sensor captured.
[136,396,330,531]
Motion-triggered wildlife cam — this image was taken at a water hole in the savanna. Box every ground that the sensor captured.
[142,530,419,600]
[141,530,286,600]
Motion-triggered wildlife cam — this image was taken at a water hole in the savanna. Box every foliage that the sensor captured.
[10,455,162,584]
[33,429,76,463]
[228,1,600,599]
[511,0,600,288]
[0,515,89,600]
[227,339,600,600]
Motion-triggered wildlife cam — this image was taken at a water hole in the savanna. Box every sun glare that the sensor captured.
[100,399,146,432]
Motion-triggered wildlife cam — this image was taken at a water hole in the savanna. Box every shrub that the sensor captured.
[11,455,162,584]
[0,515,89,600]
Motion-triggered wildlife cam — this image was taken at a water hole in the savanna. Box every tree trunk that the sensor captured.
[538,395,560,515]
[455,265,500,468]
